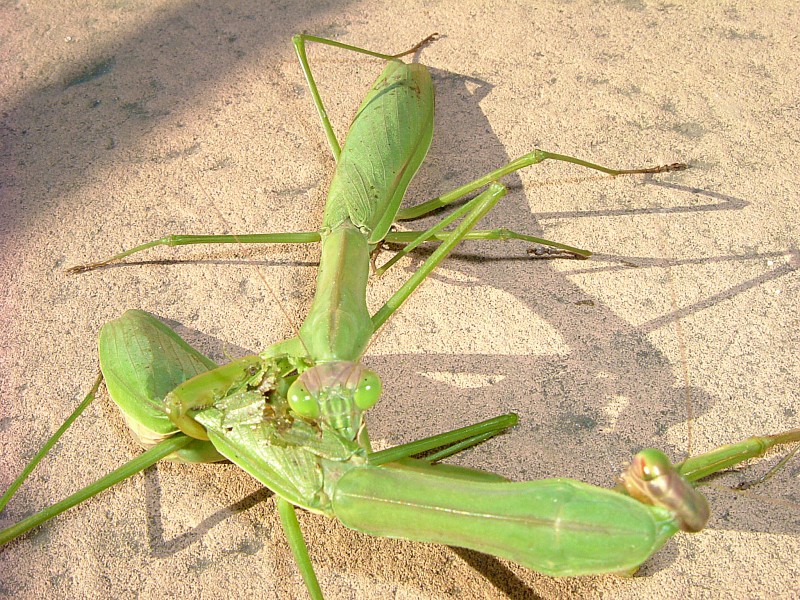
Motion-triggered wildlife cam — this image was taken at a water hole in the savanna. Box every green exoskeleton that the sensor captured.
[1,34,798,600]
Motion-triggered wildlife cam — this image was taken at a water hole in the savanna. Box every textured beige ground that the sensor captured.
[1,2,798,599]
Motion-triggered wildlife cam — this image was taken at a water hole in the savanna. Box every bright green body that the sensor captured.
[2,34,797,600]
[333,468,679,577]
[301,59,433,363]
[299,226,372,362]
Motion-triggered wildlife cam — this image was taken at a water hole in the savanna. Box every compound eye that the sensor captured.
[287,379,320,419]
[635,448,671,481]
[353,369,382,410]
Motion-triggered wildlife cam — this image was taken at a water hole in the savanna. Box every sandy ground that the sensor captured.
[1,1,798,599]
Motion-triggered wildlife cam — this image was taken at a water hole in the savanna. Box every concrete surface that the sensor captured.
[1,1,798,598]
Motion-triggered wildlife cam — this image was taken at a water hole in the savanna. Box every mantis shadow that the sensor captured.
[143,466,272,558]
[364,66,799,546]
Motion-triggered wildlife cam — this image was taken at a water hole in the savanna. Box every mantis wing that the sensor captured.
[98,309,224,463]
[323,60,434,242]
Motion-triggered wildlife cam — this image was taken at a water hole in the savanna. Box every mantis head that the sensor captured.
[619,448,711,532]
[286,361,382,441]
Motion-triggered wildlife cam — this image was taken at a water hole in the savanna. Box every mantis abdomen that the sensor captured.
[333,463,679,577]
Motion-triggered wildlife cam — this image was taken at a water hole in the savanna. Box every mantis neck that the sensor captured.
[298,224,373,363]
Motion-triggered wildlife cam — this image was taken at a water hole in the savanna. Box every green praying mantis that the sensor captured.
[1,34,798,599]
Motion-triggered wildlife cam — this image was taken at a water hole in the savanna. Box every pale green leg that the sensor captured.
[675,428,800,483]
[278,498,323,600]
[733,445,800,490]
[372,182,508,330]
[376,207,589,276]
[368,413,518,466]
[396,150,687,221]
[67,232,321,273]
[376,150,687,270]
[0,435,193,545]
[382,228,592,264]
[0,373,103,514]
